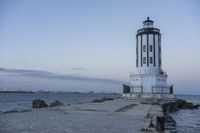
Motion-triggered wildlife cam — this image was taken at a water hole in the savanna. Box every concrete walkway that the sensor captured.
[0,98,163,133]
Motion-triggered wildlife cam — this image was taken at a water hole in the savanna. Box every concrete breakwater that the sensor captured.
[0,97,199,133]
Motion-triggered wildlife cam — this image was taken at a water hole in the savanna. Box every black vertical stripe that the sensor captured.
[147,34,149,66]
[153,34,156,66]
[159,35,161,67]
[141,35,143,67]
[158,35,160,67]
[160,35,162,67]
[136,35,138,67]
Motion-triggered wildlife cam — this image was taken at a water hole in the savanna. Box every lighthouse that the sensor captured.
[123,17,173,97]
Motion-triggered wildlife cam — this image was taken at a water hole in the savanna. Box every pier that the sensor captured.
[1,97,189,133]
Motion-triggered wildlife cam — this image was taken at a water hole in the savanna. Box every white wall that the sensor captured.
[130,74,168,93]
[135,34,161,75]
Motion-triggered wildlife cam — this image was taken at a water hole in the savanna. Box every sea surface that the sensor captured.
[0,92,121,112]
[0,93,199,133]
[171,95,200,133]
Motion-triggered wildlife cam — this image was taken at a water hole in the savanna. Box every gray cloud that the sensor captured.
[0,67,123,84]
[71,67,85,71]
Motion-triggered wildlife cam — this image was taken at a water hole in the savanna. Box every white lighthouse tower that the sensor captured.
[123,17,173,97]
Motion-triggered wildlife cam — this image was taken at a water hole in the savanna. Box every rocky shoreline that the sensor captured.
[30,97,199,133]
[161,98,200,112]
[159,98,199,133]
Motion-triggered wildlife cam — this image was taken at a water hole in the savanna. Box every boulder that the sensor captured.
[162,99,198,112]
[32,99,48,108]
[162,102,178,113]
[176,99,195,109]
[192,104,200,109]
[156,116,165,132]
[92,97,114,103]
[149,119,155,128]
[176,99,187,108]
[140,128,153,132]
[184,102,193,109]
[49,100,63,107]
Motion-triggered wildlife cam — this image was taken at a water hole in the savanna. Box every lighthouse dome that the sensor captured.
[143,17,154,28]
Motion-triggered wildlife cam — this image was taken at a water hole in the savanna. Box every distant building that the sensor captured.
[123,17,173,98]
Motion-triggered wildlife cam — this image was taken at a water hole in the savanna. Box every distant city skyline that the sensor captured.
[0,0,200,94]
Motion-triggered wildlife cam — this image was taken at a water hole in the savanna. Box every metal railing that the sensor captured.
[137,28,160,34]
[129,85,173,94]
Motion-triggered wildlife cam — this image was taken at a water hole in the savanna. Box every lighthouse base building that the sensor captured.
[123,17,174,98]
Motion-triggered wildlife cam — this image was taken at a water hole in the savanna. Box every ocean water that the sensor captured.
[0,92,121,112]
[170,95,200,133]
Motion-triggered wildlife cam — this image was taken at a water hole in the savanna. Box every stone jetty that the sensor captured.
[0,97,199,133]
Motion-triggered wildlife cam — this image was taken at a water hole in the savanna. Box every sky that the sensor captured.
[0,0,200,94]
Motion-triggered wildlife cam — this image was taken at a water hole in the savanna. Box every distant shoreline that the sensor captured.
[0,90,119,94]
[0,91,35,93]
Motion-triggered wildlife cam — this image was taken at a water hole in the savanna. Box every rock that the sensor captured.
[176,99,197,109]
[184,102,193,109]
[32,99,48,108]
[140,128,153,132]
[92,97,114,103]
[192,104,200,109]
[161,99,199,113]
[2,109,31,114]
[177,99,189,109]
[149,119,155,128]
[162,102,178,113]
[49,100,63,107]
[156,116,165,132]
[115,104,137,112]
[176,99,187,107]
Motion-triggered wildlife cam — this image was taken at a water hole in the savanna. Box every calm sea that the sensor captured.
[0,93,199,132]
[171,95,200,133]
[0,92,121,112]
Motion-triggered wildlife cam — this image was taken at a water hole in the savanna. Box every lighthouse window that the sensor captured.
[150,45,153,52]
[150,57,153,64]
[143,57,146,64]
[143,45,146,52]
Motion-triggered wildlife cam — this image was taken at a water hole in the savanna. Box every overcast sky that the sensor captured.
[0,0,200,94]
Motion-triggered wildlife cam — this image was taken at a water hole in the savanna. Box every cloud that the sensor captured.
[0,67,122,84]
[71,67,85,71]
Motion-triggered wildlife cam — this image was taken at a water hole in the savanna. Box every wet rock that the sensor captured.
[192,104,200,109]
[49,100,63,107]
[32,99,48,108]
[140,128,153,132]
[115,104,137,112]
[162,102,178,113]
[2,109,31,114]
[177,99,200,109]
[2,110,18,114]
[176,99,195,109]
[156,116,165,132]
[184,102,193,109]
[162,99,198,112]
[149,119,155,128]
[92,97,113,103]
